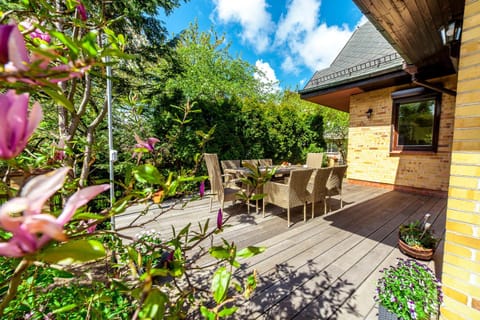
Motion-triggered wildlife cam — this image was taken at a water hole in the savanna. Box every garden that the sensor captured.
[0,0,349,319]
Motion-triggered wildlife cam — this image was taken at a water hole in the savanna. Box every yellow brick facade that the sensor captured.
[441,1,480,319]
[347,77,456,192]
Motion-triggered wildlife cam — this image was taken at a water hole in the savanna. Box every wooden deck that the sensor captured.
[115,183,447,319]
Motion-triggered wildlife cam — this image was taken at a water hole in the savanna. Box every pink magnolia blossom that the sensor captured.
[76,1,88,21]
[0,167,109,257]
[1,23,87,84]
[199,181,205,198]
[134,134,160,152]
[132,134,160,161]
[20,20,51,43]
[0,24,30,71]
[217,208,223,230]
[0,90,43,160]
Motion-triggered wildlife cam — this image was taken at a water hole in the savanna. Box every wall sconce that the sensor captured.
[439,19,462,58]
[365,108,373,119]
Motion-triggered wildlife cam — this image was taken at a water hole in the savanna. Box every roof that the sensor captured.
[302,21,404,92]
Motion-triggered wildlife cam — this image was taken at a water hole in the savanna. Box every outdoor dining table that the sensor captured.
[224,165,305,178]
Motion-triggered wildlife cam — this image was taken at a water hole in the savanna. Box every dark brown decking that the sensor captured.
[116,183,446,319]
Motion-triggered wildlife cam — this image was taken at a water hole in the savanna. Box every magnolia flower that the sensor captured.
[199,181,205,198]
[0,167,109,257]
[134,134,160,152]
[0,90,43,160]
[132,134,160,162]
[1,22,88,84]
[76,1,88,21]
[20,20,51,43]
[217,208,223,230]
[0,23,30,71]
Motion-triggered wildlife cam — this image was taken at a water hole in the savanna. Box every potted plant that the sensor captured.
[398,213,438,260]
[375,258,442,320]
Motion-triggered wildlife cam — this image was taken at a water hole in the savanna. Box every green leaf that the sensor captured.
[50,31,79,59]
[133,164,164,184]
[81,31,99,56]
[209,246,230,260]
[42,87,74,112]
[200,306,216,320]
[72,213,105,221]
[51,303,77,314]
[40,239,106,264]
[218,306,238,317]
[211,266,231,304]
[236,246,266,259]
[140,288,167,320]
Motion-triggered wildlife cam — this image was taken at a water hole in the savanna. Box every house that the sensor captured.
[300,0,479,319]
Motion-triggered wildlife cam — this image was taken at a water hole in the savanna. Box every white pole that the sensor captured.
[106,56,116,230]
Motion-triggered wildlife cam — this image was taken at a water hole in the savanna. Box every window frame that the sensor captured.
[391,89,441,153]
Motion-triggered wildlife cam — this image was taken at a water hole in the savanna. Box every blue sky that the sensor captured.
[159,0,366,91]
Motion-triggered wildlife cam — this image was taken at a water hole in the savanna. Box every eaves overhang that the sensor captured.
[299,65,409,112]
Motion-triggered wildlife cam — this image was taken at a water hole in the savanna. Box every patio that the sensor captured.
[116,183,446,319]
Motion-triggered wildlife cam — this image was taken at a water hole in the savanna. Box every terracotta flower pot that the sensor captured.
[398,238,434,261]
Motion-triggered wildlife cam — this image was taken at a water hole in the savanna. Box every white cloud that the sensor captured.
[275,0,354,71]
[254,60,281,93]
[281,55,299,74]
[213,0,273,52]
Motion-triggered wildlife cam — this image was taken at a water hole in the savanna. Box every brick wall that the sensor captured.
[441,0,480,319]
[347,76,456,192]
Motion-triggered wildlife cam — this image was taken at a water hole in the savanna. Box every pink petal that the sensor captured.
[0,197,29,232]
[57,184,110,225]
[76,2,88,21]
[0,242,24,257]
[0,25,14,64]
[7,24,29,71]
[23,214,66,241]
[21,167,71,215]
[25,101,43,139]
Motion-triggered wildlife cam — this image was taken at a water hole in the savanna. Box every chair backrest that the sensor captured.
[258,158,272,167]
[306,153,324,168]
[221,160,240,172]
[242,159,258,167]
[288,169,314,203]
[204,153,223,195]
[326,165,348,194]
[308,167,334,199]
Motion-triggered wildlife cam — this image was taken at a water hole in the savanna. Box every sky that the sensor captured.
[159,0,366,91]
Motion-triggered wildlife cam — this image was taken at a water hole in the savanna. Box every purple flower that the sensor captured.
[0,90,43,159]
[217,208,223,230]
[76,1,88,21]
[132,134,160,161]
[199,181,205,198]
[0,24,29,70]
[0,167,109,257]
[20,21,51,43]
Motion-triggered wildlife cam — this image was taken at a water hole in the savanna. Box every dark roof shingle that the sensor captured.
[302,21,403,91]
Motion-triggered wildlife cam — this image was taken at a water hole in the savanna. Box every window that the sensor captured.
[391,88,441,152]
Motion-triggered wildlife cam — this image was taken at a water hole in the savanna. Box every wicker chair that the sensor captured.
[307,167,334,218]
[220,160,241,186]
[306,152,324,168]
[204,153,242,212]
[326,165,348,212]
[263,169,313,227]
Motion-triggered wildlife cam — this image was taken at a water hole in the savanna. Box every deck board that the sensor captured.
[115,183,446,319]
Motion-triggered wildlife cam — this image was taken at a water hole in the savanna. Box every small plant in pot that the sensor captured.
[375,258,442,320]
[398,213,438,260]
